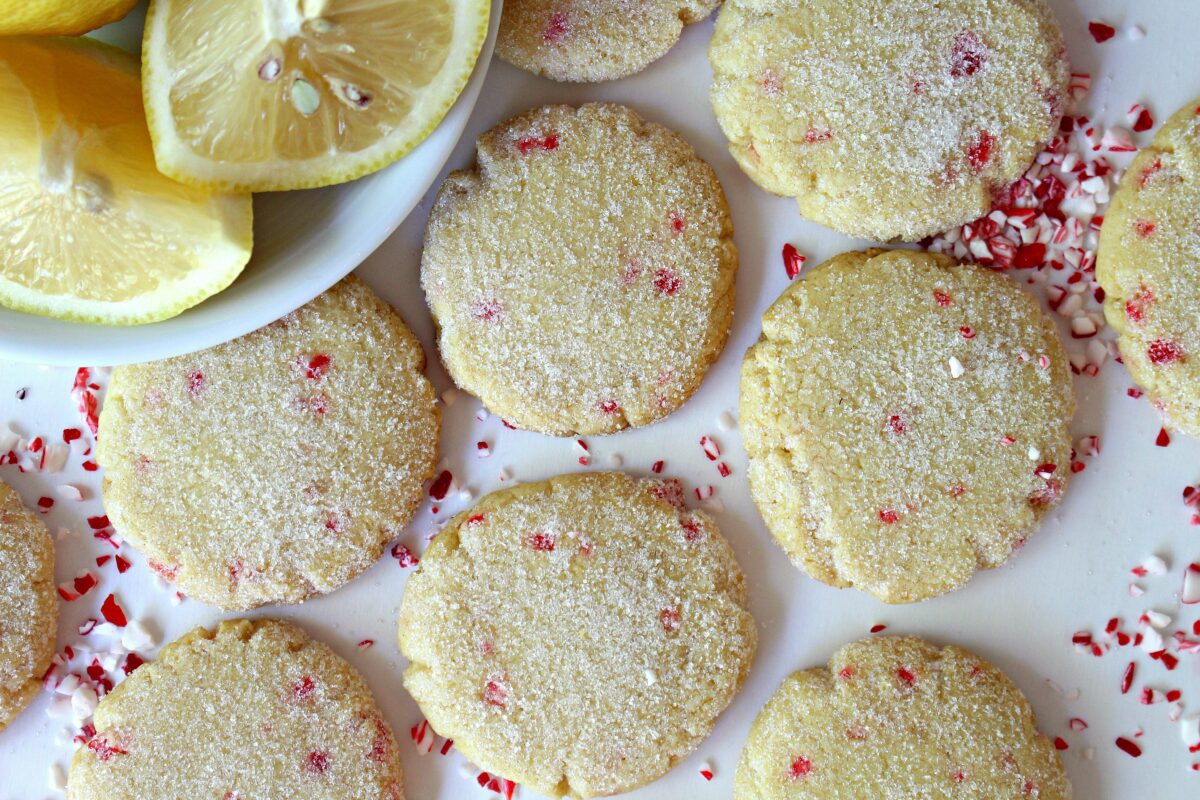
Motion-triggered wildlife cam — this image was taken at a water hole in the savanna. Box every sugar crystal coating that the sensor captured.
[98,277,440,610]
[1098,97,1200,436]
[0,480,57,732]
[422,103,737,436]
[67,619,405,800]
[398,472,756,798]
[741,250,1075,603]
[497,0,720,82]
[735,636,1071,799]
[709,0,1069,241]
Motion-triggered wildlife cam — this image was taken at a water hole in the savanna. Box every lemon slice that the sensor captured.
[142,0,491,192]
[0,0,139,36]
[0,37,253,326]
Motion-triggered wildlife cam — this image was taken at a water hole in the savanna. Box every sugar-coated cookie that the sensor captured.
[1098,97,1200,436]
[0,481,57,732]
[735,636,1071,799]
[741,250,1074,603]
[497,0,720,82]
[67,619,404,800]
[709,0,1069,241]
[98,277,439,610]
[398,471,756,798]
[422,103,737,436]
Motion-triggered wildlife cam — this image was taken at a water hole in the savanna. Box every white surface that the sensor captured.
[2,1,1199,798]
[0,0,502,368]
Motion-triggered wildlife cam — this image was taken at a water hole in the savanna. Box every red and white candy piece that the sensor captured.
[1182,562,1200,605]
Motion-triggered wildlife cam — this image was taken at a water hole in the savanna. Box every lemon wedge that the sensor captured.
[142,0,491,191]
[0,0,139,36]
[0,37,253,326]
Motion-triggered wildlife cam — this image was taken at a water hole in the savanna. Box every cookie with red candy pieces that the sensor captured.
[735,635,1071,799]
[1098,97,1200,437]
[67,619,404,800]
[497,0,720,82]
[97,276,439,610]
[709,0,1069,241]
[741,249,1074,603]
[398,472,756,798]
[422,103,737,436]
[0,480,57,732]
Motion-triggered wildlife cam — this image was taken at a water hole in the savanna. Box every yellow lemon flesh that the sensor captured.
[0,37,253,326]
[0,0,139,36]
[142,0,491,192]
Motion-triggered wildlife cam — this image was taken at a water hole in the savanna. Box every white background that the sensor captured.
[2,1,1199,798]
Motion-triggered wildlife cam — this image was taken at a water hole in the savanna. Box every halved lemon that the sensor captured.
[0,37,253,326]
[142,0,491,192]
[0,0,139,36]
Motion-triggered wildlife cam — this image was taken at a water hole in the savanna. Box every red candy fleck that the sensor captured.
[949,30,987,78]
[483,677,508,709]
[952,770,970,783]
[1120,661,1135,694]
[87,736,127,762]
[653,268,681,296]
[1156,427,1172,447]
[668,211,687,234]
[429,470,454,501]
[967,130,996,172]
[888,415,907,435]
[186,371,206,397]
[869,624,888,634]
[1115,737,1142,758]
[787,755,813,780]
[466,513,486,527]
[471,299,503,321]
[960,326,976,339]
[933,288,952,307]
[543,11,569,43]
[598,399,621,416]
[1133,219,1157,238]
[292,676,316,701]
[804,127,833,144]
[896,667,918,687]
[660,606,682,633]
[391,543,419,568]
[303,354,331,380]
[1148,339,1183,365]
[100,594,127,627]
[1132,107,1155,132]
[838,666,854,680]
[681,518,703,542]
[782,243,805,280]
[305,751,331,775]
[1054,737,1069,751]
[517,134,559,155]
[651,460,664,474]
[1088,21,1116,43]
[1014,243,1046,269]
[1124,286,1154,324]
[528,532,556,551]
[878,508,900,525]
[1139,159,1162,188]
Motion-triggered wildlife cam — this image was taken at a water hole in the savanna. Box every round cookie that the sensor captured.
[67,619,405,800]
[741,250,1074,603]
[735,636,1071,799]
[709,0,1069,242]
[97,276,439,610]
[422,103,737,436]
[497,1,720,83]
[0,480,57,732]
[398,471,756,798]
[1098,98,1200,436]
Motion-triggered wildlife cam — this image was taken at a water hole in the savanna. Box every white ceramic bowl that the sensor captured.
[0,0,501,367]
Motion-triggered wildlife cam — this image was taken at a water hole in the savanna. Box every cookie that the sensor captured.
[497,1,720,83]
[398,471,756,798]
[735,635,1071,799]
[422,103,737,436]
[67,619,405,800]
[97,277,439,610]
[741,250,1074,603]
[1098,98,1200,436]
[0,480,57,732]
[709,0,1068,241]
